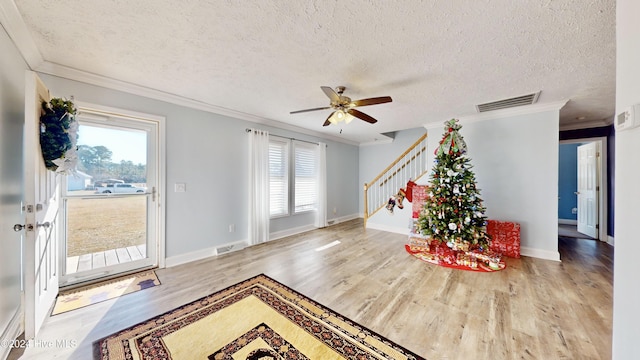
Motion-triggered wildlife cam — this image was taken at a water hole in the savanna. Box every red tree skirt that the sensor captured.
[405,244,506,272]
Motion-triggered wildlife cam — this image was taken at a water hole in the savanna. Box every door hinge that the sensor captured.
[152,187,156,202]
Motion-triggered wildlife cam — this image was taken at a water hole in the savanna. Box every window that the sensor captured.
[269,139,289,217]
[294,141,317,213]
[269,138,318,217]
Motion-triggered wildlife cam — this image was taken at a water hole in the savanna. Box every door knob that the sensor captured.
[13,224,34,232]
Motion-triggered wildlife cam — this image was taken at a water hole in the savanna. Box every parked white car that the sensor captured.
[95,183,147,194]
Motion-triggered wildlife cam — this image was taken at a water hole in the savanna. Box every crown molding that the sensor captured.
[559,118,614,132]
[358,136,395,147]
[422,100,568,130]
[457,100,569,123]
[0,0,43,68]
[35,61,359,146]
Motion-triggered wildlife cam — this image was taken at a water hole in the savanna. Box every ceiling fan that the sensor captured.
[290,86,392,126]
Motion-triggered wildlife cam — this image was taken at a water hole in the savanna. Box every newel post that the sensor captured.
[363,182,368,229]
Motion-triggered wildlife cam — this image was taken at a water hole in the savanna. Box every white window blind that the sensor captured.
[269,139,289,217]
[294,141,317,213]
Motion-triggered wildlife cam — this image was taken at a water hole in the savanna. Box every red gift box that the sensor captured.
[411,185,430,218]
[486,220,521,258]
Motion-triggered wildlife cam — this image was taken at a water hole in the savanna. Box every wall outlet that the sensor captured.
[229,224,235,233]
[175,183,186,192]
[333,207,337,214]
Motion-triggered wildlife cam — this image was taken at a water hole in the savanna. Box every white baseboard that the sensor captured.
[521,247,561,262]
[326,213,359,226]
[271,213,359,240]
[269,225,317,241]
[165,246,218,268]
[365,222,563,262]
[364,222,410,235]
[1,305,22,360]
[558,219,578,225]
[607,236,615,246]
[165,239,247,268]
[166,216,361,268]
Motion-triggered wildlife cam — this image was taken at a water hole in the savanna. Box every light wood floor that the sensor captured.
[11,219,613,359]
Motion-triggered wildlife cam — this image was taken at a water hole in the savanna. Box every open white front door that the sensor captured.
[23,71,59,339]
[577,142,598,239]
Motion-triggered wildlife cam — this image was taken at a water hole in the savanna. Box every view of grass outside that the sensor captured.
[66,193,146,257]
[65,123,148,258]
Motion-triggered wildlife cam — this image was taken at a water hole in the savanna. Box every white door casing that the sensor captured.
[59,109,160,286]
[577,142,599,239]
[23,71,60,339]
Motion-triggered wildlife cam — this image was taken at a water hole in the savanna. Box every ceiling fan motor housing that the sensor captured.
[290,85,392,126]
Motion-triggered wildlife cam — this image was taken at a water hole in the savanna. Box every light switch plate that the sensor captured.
[175,183,186,192]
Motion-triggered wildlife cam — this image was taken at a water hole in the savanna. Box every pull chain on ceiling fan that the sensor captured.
[290,86,392,126]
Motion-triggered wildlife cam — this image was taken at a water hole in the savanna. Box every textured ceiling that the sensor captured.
[11,0,615,144]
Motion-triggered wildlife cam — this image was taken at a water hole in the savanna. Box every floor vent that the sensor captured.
[215,243,245,255]
[476,91,541,112]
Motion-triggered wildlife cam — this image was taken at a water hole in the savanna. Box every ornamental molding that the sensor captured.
[0,0,43,68]
[423,100,568,131]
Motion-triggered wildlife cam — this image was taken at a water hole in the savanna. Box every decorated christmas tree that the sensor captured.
[417,119,490,251]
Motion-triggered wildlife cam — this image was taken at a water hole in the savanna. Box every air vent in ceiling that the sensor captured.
[476,91,541,113]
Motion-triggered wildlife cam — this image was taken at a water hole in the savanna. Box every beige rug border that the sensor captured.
[93,273,424,360]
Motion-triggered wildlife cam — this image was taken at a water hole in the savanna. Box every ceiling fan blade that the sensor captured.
[321,86,340,102]
[322,112,334,126]
[347,109,378,124]
[290,106,331,114]
[351,96,392,107]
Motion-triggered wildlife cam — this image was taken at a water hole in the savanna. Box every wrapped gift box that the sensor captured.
[411,185,430,218]
[486,220,521,258]
[408,237,430,252]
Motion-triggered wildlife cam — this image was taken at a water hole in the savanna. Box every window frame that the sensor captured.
[268,138,290,218]
[293,140,318,214]
[268,137,318,218]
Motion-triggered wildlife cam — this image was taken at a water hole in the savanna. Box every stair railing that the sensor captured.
[363,132,429,227]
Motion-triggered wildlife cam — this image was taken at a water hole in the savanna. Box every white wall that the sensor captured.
[360,110,561,261]
[37,74,360,262]
[613,0,640,357]
[453,111,560,260]
[0,26,28,356]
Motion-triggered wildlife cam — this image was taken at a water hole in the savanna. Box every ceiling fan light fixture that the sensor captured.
[291,86,392,127]
[328,112,340,124]
[328,110,346,124]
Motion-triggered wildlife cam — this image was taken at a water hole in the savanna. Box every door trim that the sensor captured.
[559,137,608,242]
[70,101,166,271]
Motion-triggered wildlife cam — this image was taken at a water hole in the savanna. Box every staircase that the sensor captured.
[363,132,429,227]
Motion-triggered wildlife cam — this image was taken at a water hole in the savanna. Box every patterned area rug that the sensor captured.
[52,270,160,315]
[94,274,424,360]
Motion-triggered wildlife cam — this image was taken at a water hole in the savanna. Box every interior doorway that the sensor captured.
[558,137,608,242]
